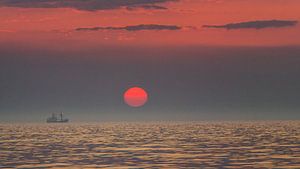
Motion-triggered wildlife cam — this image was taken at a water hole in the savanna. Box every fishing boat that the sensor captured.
[46,112,69,123]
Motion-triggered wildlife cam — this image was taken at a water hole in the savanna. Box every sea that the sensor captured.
[0,121,299,168]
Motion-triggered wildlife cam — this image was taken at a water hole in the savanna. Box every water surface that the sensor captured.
[0,121,299,168]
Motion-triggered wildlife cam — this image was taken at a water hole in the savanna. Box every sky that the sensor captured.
[0,0,300,122]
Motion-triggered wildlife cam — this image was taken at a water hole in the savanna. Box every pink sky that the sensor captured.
[0,0,299,47]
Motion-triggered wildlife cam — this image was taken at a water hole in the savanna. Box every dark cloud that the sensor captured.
[76,24,181,31]
[0,0,175,11]
[126,4,168,10]
[203,20,298,30]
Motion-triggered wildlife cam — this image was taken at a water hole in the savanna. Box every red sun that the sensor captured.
[124,87,148,107]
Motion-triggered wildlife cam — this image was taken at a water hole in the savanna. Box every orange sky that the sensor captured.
[0,0,299,47]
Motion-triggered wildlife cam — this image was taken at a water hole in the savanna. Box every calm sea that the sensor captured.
[0,121,299,168]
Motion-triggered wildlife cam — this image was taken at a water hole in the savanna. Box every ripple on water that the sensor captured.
[0,121,299,168]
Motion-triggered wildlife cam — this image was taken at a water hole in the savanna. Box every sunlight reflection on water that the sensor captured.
[0,121,299,168]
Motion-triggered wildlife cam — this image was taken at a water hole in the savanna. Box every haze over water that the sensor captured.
[1,121,299,168]
[1,0,300,168]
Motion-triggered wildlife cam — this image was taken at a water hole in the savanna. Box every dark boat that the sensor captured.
[47,112,69,123]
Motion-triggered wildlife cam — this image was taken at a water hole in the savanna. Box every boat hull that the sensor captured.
[46,119,69,123]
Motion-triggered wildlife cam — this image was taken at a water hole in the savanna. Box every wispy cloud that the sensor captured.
[0,0,176,11]
[203,20,298,30]
[126,4,168,11]
[0,29,15,33]
[76,24,181,31]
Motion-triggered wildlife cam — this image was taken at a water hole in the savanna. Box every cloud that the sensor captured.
[126,4,168,10]
[203,20,298,30]
[0,0,176,11]
[76,24,181,31]
[0,29,15,33]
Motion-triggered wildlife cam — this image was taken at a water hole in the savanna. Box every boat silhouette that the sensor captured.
[47,112,69,123]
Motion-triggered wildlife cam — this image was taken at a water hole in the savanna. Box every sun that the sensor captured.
[124,87,148,107]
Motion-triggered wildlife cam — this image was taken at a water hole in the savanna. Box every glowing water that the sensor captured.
[1,121,299,168]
